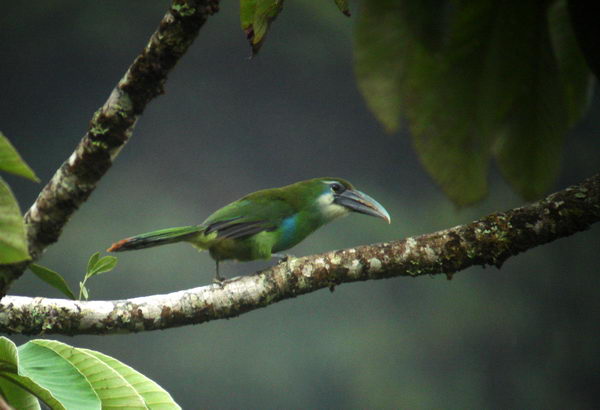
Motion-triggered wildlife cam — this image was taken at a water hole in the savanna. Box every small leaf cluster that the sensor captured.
[29,252,117,301]
[0,336,180,409]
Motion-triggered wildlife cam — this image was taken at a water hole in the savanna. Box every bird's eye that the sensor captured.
[330,183,344,193]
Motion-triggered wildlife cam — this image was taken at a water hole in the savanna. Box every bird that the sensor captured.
[107,177,390,282]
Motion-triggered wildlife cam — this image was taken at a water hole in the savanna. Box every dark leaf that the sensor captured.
[480,3,567,199]
[548,0,594,125]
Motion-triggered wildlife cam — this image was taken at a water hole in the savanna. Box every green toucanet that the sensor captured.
[107,177,391,281]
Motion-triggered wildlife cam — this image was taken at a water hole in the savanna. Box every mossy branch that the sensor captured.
[0,0,220,298]
[1,174,598,336]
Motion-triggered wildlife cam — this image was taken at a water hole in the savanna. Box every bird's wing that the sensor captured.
[202,194,296,240]
[205,218,277,240]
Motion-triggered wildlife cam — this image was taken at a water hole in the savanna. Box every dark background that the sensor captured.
[2,1,599,408]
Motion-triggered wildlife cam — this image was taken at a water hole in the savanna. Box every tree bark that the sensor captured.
[1,173,598,336]
[0,0,220,298]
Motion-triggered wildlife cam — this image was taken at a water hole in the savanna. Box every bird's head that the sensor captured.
[304,177,391,224]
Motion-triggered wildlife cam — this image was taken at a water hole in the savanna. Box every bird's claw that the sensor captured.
[273,253,295,263]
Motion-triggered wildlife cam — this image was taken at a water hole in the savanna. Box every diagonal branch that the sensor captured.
[1,173,598,336]
[0,0,220,297]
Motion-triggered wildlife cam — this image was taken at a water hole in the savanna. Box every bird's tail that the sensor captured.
[107,226,202,252]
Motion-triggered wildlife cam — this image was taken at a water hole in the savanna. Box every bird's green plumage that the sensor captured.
[108,177,389,281]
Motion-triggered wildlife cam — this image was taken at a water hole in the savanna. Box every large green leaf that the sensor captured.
[0,177,29,263]
[18,341,100,410]
[0,132,39,182]
[30,339,148,409]
[83,348,181,409]
[3,338,179,409]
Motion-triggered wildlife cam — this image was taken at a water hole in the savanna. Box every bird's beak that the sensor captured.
[334,189,391,224]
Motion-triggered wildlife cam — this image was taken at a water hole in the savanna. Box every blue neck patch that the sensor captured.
[277,214,298,251]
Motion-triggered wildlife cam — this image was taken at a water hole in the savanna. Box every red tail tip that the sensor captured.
[107,238,130,252]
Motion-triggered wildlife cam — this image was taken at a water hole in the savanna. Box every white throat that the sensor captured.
[316,192,349,221]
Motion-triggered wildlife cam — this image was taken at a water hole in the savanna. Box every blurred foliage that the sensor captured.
[354,0,594,205]
[0,133,39,263]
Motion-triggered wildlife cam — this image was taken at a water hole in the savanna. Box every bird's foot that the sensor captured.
[213,276,225,286]
[273,253,295,263]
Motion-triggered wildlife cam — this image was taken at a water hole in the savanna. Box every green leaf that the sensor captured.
[334,0,351,16]
[86,252,101,275]
[83,348,181,409]
[548,0,594,126]
[240,0,284,55]
[79,282,89,301]
[30,340,148,409]
[0,132,40,182]
[0,177,30,263]
[29,264,76,300]
[18,341,100,410]
[87,255,118,278]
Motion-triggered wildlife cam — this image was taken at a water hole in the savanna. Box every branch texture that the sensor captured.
[0,0,220,297]
[1,174,598,336]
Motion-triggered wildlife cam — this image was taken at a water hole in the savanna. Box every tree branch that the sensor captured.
[0,0,220,297]
[1,173,598,336]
